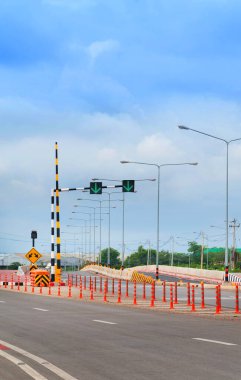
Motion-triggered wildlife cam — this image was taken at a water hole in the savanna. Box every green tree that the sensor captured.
[99,248,121,268]
[188,241,202,266]
[8,262,22,270]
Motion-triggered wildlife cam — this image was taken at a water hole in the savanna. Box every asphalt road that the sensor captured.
[1,290,241,380]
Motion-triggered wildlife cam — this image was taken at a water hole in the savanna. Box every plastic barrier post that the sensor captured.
[125,280,129,297]
[142,281,146,300]
[117,279,121,303]
[174,282,178,304]
[191,285,196,312]
[89,276,92,290]
[150,283,155,307]
[94,277,97,292]
[187,282,191,306]
[235,285,240,314]
[170,284,174,310]
[215,285,220,314]
[112,278,115,295]
[75,274,78,288]
[17,276,20,291]
[100,276,102,293]
[218,285,222,311]
[58,282,61,296]
[103,279,107,302]
[90,283,94,300]
[4,274,7,288]
[79,277,83,299]
[10,274,13,290]
[84,276,86,290]
[162,281,166,303]
[24,277,27,292]
[106,278,109,294]
[48,283,51,295]
[68,283,72,298]
[201,282,205,309]
[133,280,137,305]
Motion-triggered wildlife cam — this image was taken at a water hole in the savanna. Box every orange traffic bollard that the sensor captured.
[133,280,137,305]
[174,282,178,304]
[162,281,166,303]
[94,277,97,292]
[100,276,103,293]
[215,285,220,314]
[58,282,61,296]
[150,282,155,307]
[68,283,72,298]
[103,279,107,302]
[84,276,86,290]
[191,285,196,312]
[24,277,28,292]
[235,285,240,314]
[117,279,121,303]
[112,278,115,295]
[48,283,51,295]
[17,276,20,291]
[11,274,14,290]
[170,284,174,310]
[79,277,83,299]
[142,281,146,300]
[201,282,205,309]
[125,279,129,297]
[187,282,191,306]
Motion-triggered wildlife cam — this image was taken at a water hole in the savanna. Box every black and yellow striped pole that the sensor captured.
[50,189,55,282]
[55,142,61,283]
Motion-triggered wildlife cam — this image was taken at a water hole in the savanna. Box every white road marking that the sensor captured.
[0,339,78,380]
[0,350,47,380]
[193,338,237,346]
[93,320,117,325]
[33,308,48,312]
[0,300,6,303]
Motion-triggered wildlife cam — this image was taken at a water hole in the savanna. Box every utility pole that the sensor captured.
[229,219,240,270]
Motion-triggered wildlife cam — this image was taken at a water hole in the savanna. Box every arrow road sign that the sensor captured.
[122,180,135,192]
[90,182,102,194]
[25,248,42,264]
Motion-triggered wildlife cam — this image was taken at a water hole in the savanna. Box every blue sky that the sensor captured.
[1,0,241,262]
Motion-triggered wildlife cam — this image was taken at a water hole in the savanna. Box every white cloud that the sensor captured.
[43,0,97,9]
[87,39,120,62]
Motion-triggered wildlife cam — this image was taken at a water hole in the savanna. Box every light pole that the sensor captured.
[92,177,155,269]
[179,125,241,281]
[121,160,198,279]
[73,204,114,265]
[73,206,97,262]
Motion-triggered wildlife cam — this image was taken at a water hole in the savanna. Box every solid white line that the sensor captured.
[193,338,237,346]
[33,308,48,312]
[0,339,78,380]
[0,300,6,303]
[0,350,47,380]
[93,320,117,325]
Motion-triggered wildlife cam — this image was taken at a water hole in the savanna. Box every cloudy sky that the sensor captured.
[1,0,241,262]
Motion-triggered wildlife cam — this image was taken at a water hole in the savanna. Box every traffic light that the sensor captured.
[90,182,102,194]
[122,180,135,192]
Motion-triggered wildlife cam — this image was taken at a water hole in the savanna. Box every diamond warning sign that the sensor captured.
[25,248,42,264]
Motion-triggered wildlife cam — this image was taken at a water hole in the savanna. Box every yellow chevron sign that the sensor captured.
[25,248,42,264]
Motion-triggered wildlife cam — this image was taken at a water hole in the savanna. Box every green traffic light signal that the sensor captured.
[122,180,135,192]
[90,182,102,194]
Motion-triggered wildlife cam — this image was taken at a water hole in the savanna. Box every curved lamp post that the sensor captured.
[120,160,198,279]
[179,125,241,281]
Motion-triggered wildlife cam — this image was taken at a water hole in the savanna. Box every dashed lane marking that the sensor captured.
[33,308,48,312]
[192,338,237,346]
[93,320,117,325]
[0,339,78,380]
[0,301,6,303]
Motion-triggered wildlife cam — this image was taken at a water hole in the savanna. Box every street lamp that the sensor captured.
[120,160,198,279]
[178,125,241,281]
[75,199,111,265]
[92,177,154,268]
